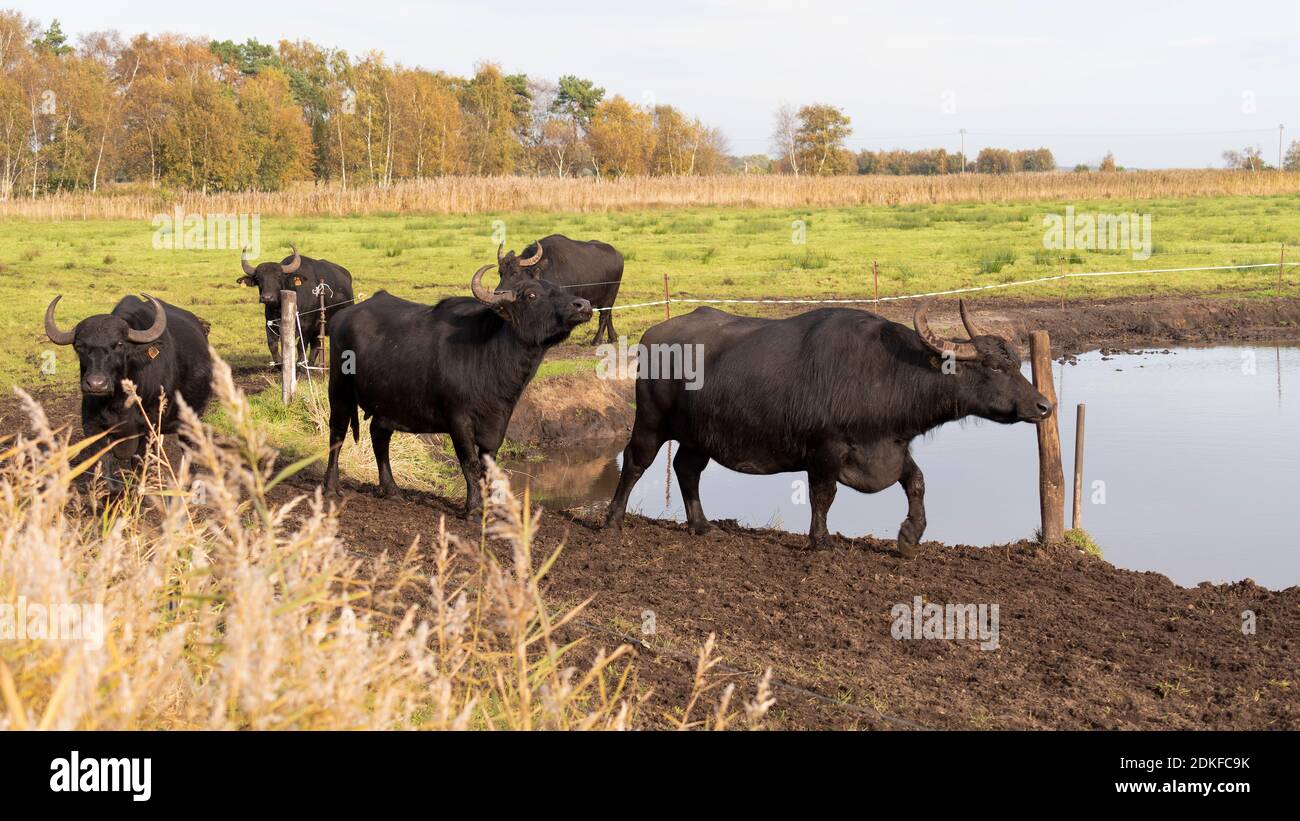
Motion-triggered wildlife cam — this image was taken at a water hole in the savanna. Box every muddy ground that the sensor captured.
[5,294,1300,730]
[288,473,1299,730]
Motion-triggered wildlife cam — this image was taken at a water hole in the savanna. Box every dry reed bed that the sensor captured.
[0,355,772,730]
[4,171,1299,220]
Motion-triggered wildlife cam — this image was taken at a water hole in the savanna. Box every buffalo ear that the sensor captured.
[237,276,256,286]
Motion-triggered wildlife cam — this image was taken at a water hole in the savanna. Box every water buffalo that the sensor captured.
[43,294,213,461]
[237,245,354,366]
[497,235,623,345]
[323,262,593,515]
[603,300,1053,557]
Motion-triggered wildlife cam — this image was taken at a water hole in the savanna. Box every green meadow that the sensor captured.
[4,193,1299,397]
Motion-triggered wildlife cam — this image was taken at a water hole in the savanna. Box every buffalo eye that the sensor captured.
[527,292,537,301]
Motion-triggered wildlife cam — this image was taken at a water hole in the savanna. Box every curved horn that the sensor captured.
[497,242,505,264]
[280,245,301,275]
[127,295,167,344]
[958,299,988,340]
[913,300,979,361]
[470,264,515,306]
[518,241,543,268]
[241,247,256,276]
[44,296,75,345]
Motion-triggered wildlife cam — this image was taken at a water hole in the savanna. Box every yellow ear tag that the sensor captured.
[147,346,160,360]
[292,277,303,286]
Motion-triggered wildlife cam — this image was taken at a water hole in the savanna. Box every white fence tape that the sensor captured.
[596,261,1300,312]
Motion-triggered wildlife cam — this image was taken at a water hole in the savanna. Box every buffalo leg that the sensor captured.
[449,423,484,518]
[590,311,610,346]
[807,471,838,550]
[806,445,845,549]
[324,390,352,496]
[673,445,711,534]
[895,453,926,558]
[371,420,399,497]
[604,312,617,344]
[604,423,664,532]
[265,324,280,365]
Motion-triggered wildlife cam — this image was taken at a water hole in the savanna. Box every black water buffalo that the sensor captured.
[497,235,622,344]
[43,294,213,460]
[323,262,593,515]
[237,245,354,366]
[603,300,1053,557]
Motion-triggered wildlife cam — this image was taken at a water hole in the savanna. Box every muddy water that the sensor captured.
[503,345,1300,589]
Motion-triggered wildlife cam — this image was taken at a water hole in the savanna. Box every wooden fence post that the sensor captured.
[1280,244,1286,292]
[317,288,328,367]
[1030,330,1064,543]
[1072,403,1086,530]
[663,273,671,320]
[280,289,297,405]
[872,259,879,303]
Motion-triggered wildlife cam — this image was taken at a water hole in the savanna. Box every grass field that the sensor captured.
[4,192,1299,396]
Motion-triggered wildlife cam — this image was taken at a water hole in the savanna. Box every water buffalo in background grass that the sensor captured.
[44,294,213,462]
[238,245,354,366]
[324,261,593,516]
[496,235,623,345]
[603,300,1053,557]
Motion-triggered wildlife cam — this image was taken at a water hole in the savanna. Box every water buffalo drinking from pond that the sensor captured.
[497,235,623,345]
[603,300,1054,557]
[323,262,593,516]
[44,294,213,462]
[238,245,354,366]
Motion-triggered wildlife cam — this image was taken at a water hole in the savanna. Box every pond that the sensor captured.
[502,344,1300,589]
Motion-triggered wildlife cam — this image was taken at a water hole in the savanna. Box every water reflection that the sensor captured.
[505,345,1300,589]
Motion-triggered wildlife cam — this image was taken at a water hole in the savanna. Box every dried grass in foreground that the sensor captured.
[0,352,772,730]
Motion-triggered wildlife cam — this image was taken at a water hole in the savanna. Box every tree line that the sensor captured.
[1,13,735,197]
[8,12,1199,201]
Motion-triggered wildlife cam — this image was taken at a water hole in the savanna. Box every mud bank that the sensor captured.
[282,474,1300,730]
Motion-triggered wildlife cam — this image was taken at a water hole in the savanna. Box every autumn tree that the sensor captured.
[461,63,526,175]
[390,67,464,177]
[587,95,654,176]
[793,104,852,175]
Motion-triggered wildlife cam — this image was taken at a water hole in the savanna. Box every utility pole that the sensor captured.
[1280,124,1286,170]
[960,128,966,173]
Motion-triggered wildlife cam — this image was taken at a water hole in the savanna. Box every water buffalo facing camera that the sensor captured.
[44,294,213,463]
[604,299,1053,557]
[237,245,354,366]
[324,262,593,515]
[496,235,623,345]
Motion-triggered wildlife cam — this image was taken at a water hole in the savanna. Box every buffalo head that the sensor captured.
[471,260,591,347]
[495,240,547,282]
[237,246,305,305]
[913,299,1053,424]
[45,294,167,396]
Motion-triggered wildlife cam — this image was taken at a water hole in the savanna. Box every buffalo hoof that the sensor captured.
[376,483,400,499]
[895,540,920,559]
[687,521,712,536]
[806,535,833,551]
[464,507,484,523]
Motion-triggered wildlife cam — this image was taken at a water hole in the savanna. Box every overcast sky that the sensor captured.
[14,0,1300,168]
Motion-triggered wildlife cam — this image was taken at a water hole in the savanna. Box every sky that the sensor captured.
[13,0,1300,168]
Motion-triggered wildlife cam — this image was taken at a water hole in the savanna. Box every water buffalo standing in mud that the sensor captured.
[238,245,354,366]
[497,235,623,345]
[44,294,213,461]
[603,300,1053,557]
[323,262,593,515]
